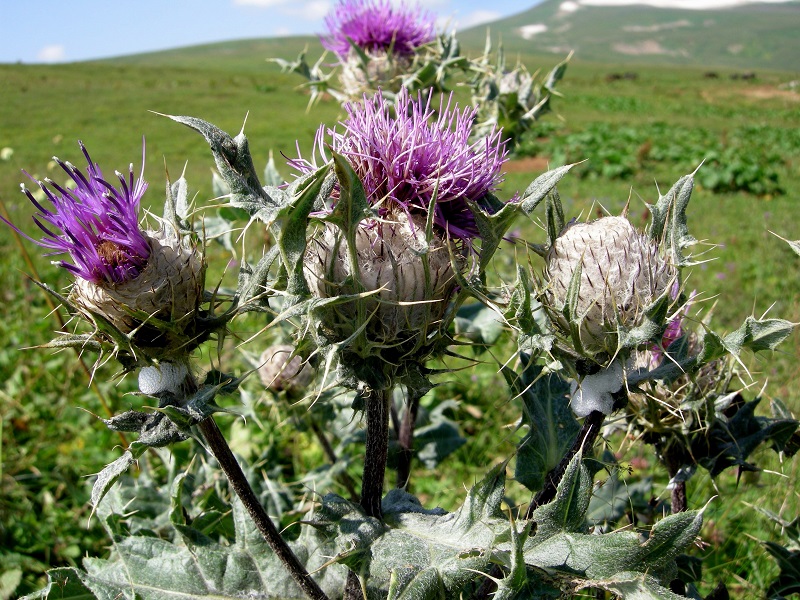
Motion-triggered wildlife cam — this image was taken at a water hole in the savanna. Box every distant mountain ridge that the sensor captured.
[96,0,799,73]
[458,0,800,71]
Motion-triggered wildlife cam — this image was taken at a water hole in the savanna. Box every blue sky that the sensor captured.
[0,1,543,64]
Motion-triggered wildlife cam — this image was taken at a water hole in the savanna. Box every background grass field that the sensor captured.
[1,34,799,598]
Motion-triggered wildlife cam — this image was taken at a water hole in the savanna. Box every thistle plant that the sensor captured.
[510,173,796,526]
[289,89,506,373]
[8,22,800,600]
[470,38,571,147]
[286,89,510,532]
[3,142,330,600]
[274,1,568,152]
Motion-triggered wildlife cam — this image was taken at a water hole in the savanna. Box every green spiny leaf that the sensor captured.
[164,114,276,215]
[505,360,579,493]
[19,567,98,600]
[723,316,795,355]
[589,572,687,599]
[164,173,191,233]
[529,452,592,541]
[91,443,148,511]
[273,164,330,297]
[647,173,697,266]
[520,164,574,217]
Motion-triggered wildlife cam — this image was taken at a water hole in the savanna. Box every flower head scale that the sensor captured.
[321,0,435,59]
[3,141,150,285]
[289,89,508,241]
[545,215,677,357]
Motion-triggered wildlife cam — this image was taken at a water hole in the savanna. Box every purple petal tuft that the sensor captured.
[321,0,435,58]
[288,89,508,241]
[2,142,150,284]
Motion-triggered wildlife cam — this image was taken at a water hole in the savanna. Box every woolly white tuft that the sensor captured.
[138,362,189,396]
[570,359,625,418]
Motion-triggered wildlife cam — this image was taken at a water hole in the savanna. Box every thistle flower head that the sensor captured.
[321,0,435,59]
[258,345,312,394]
[627,305,730,437]
[289,89,508,241]
[4,142,205,361]
[70,228,204,339]
[546,215,677,356]
[2,141,150,285]
[304,211,462,348]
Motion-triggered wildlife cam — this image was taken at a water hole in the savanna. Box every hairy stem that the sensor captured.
[344,388,392,600]
[396,392,422,490]
[198,418,329,600]
[360,388,391,519]
[525,409,605,519]
[664,452,688,514]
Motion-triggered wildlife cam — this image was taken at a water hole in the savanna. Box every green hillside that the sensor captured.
[81,1,800,73]
[458,0,800,71]
[100,36,320,73]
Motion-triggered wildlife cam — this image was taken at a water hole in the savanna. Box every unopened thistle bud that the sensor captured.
[258,344,312,393]
[2,142,204,361]
[305,211,462,346]
[546,216,677,356]
[338,51,413,99]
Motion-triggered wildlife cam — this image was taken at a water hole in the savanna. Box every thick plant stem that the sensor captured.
[664,454,688,514]
[344,388,392,600]
[361,388,391,519]
[525,409,605,519]
[663,450,688,596]
[474,411,606,600]
[396,392,422,490]
[197,418,329,600]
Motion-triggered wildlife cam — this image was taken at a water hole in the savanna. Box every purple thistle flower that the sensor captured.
[2,142,150,285]
[650,289,696,365]
[288,89,508,240]
[321,0,435,59]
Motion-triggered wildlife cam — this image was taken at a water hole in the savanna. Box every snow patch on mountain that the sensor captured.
[564,0,795,9]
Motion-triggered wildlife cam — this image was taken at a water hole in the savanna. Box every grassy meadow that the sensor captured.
[1,38,800,598]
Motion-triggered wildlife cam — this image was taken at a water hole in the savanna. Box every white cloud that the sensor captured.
[290,0,330,19]
[560,1,580,11]
[454,9,502,29]
[578,0,796,8]
[37,45,65,62]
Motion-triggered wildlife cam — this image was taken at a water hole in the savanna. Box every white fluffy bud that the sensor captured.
[339,49,412,100]
[546,216,676,355]
[138,362,189,396]
[304,212,463,346]
[258,345,312,393]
